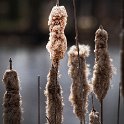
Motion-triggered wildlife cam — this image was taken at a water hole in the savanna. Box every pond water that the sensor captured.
[0,43,123,124]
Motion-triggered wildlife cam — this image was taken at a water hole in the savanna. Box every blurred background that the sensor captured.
[0,0,123,124]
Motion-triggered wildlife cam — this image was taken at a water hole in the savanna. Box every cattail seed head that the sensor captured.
[68,45,91,121]
[89,110,101,124]
[2,69,22,124]
[45,66,63,124]
[3,70,19,91]
[46,6,68,67]
[92,26,113,101]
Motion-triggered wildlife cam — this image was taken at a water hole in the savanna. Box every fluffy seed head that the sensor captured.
[93,26,113,101]
[68,45,91,121]
[89,110,101,124]
[45,66,63,124]
[46,6,68,66]
[2,69,22,124]
[3,70,20,91]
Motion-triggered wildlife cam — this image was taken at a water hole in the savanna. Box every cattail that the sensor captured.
[46,5,68,67]
[45,5,67,124]
[45,65,63,124]
[89,110,101,124]
[92,26,113,101]
[2,58,22,124]
[92,26,113,124]
[68,45,91,123]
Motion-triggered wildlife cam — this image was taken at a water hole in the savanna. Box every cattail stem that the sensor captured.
[121,0,124,97]
[117,83,121,124]
[101,100,103,124]
[80,121,82,124]
[56,0,59,6]
[9,58,12,70]
[92,93,95,111]
[83,119,85,124]
[72,0,80,71]
[38,76,41,124]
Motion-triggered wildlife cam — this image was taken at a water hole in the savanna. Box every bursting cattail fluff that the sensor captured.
[68,45,91,121]
[46,6,68,67]
[89,110,101,124]
[2,69,22,124]
[45,66,63,124]
[92,26,113,101]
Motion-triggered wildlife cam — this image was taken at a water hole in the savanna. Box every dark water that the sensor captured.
[0,43,123,124]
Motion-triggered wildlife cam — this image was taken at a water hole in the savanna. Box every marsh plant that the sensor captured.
[1,1,118,124]
[45,4,67,124]
[2,59,22,124]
